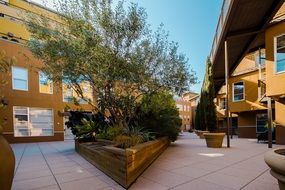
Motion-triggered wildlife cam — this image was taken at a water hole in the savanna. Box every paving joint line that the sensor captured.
[168,149,269,189]
[37,143,62,190]
[14,144,27,175]
[239,168,270,190]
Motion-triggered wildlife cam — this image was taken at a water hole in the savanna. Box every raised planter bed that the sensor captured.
[75,137,170,188]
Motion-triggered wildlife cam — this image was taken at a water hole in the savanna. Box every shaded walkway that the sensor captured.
[11,133,284,190]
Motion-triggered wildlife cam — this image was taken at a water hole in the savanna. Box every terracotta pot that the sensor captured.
[264,149,285,190]
[0,126,15,190]
[203,133,225,148]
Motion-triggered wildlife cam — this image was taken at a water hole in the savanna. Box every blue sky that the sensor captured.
[33,0,223,93]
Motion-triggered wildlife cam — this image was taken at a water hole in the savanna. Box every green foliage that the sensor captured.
[76,118,99,137]
[25,0,197,128]
[132,91,181,141]
[195,57,217,132]
[113,126,155,148]
[96,126,124,140]
[195,102,203,130]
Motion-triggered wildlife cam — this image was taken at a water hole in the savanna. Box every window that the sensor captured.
[13,107,53,137]
[276,34,285,73]
[256,113,267,133]
[12,67,28,91]
[232,82,244,102]
[219,98,227,109]
[39,71,53,94]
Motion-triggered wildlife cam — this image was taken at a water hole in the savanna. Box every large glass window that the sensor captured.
[12,67,28,91]
[39,71,53,94]
[276,34,285,73]
[256,113,267,133]
[233,82,244,102]
[13,106,53,137]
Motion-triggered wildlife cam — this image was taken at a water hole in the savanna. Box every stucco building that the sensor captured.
[211,0,285,144]
[0,0,93,143]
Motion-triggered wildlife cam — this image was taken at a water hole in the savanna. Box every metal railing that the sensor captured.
[210,0,233,62]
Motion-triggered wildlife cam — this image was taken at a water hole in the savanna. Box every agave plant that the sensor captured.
[113,126,156,148]
[76,118,99,138]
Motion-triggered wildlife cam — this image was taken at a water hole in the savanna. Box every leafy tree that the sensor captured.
[195,57,217,132]
[25,0,196,128]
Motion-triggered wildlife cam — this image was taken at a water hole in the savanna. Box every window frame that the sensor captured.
[232,81,245,102]
[39,71,53,94]
[12,66,28,91]
[274,33,285,74]
[256,113,268,134]
[13,106,54,137]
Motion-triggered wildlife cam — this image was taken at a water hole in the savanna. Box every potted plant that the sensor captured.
[265,148,285,190]
[196,57,225,148]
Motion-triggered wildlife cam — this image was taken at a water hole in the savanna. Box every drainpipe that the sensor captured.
[225,40,230,148]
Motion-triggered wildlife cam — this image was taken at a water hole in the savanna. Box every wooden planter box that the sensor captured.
[75,137,170,188]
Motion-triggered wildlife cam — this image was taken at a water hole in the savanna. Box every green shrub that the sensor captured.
[195,57,217,132]
[96,126,125,140]
[132,91,181,141]
[76,118,99,138]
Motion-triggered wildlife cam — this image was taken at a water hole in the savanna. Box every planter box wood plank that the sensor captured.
[75,137,169,188]
[126,138,169,186]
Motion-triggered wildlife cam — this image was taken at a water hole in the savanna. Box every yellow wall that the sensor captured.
[229,71,267,113]
[0,0,62,41]
[265,20,285,144]
[265,20,285,97]
[276,99,285,126]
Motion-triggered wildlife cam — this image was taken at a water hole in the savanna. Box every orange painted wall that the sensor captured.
[228,71,267,113]
[0,40,93,143]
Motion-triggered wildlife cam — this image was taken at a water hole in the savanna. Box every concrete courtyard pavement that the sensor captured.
[11,133,284,190]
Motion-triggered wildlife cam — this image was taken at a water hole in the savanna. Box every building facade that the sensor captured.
[215,51,267,137]
[211,0,285,145]
[175,92,198,131]
[0,0,93,143]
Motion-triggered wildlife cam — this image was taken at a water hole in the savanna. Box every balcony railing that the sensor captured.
[210,0,233,62]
